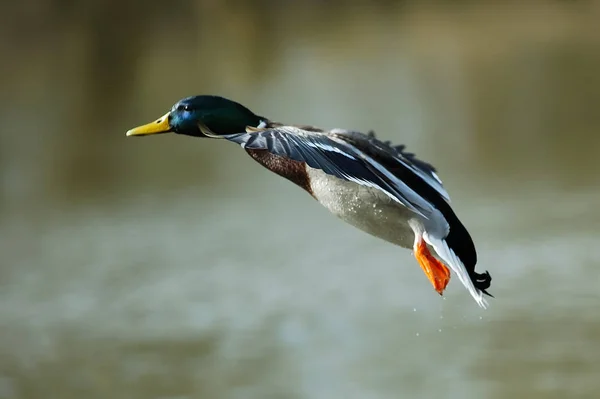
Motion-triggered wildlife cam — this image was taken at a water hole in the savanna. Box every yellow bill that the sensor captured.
[126,112,172,136]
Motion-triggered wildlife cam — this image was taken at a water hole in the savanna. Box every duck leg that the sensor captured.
[413,235,450,295]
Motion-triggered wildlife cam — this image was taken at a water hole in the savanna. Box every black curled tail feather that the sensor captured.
[473,271,493,297]
[443,208,494,298]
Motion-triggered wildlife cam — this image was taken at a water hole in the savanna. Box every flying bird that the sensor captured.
[126,95,492,308]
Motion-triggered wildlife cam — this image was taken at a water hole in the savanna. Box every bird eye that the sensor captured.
[176,104,192,112]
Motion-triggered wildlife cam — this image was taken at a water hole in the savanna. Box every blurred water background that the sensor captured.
[1,1,600,398]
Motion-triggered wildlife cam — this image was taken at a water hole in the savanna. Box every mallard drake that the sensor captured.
[126,95,492,308]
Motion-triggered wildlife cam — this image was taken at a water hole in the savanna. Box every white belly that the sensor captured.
[306,167,418,248]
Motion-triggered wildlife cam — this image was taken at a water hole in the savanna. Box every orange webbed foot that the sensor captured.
[414,238,450,295]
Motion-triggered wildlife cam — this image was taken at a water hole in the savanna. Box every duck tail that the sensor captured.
[423,234,489,309]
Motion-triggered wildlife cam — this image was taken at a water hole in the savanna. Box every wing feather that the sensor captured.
[331,129,451,203]
[223,126,437,218]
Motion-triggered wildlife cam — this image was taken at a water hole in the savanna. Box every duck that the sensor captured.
[126,95,492,308]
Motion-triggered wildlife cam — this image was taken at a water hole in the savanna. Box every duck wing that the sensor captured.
[221,125,441,219]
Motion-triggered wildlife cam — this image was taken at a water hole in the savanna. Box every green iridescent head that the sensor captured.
[126,95,263,138]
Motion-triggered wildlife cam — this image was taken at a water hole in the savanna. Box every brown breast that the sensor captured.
[245,149,314,196]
